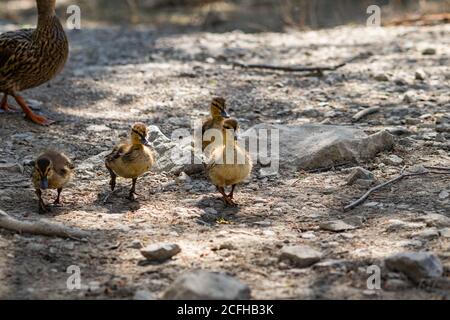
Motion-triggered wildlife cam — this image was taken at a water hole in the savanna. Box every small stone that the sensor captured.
[385,219,426,232]
[162,270,251,300]
[320,220,356,232]
[374,73,389,81]
[384,279,410,291]
[385,252,443,283]
[438,190,449,199]
[439,228,450,238]
[412,228,440,240]
[346,167,374,185]
[279,245,322,268]
[129,240,143,249]
[384,154,403,165]
[415,69,426,81]
[176,172,191,183]
[140,243,181,261]
[422,48,436,55]
[416,214,450,228]
[354,179,373,187]
[133,289,155,300]
[86,124,110,132]
[301,232,316,239]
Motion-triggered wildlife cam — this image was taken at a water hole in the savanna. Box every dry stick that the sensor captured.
[232,52,373,74]
[343,169,450,212]
[0,209,90,240]
[352,106,381,122]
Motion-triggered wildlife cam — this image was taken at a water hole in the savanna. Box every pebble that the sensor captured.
[384,279,410,291]
[412,228,440,240]
[140,243,181,261]
[422,48,436,55]
[438,190,449,200]
[320,220,356,232]
[384,154,404,165]
[374,73,389,81]
[279,245,322,268]
[133,289,156,300]
[439,228,450,238]
[129,240,143,249]
[162,270,251,300]
[346,167,374,185]
[415,69,426,81]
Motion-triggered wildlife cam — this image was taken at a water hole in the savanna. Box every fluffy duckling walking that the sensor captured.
[0,0,69,125]
[32,150,74,214]
[105,123,154,201]
[202,97,230,151]
[206,118,252,206]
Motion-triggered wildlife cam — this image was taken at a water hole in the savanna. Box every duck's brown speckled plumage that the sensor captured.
[0,0,68,125]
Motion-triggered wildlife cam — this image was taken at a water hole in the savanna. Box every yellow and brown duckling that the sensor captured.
[0,0,69,125]
[202,97,230,151]
[32,150,74,214]
[105,122,155,201]
[206,118,252,206]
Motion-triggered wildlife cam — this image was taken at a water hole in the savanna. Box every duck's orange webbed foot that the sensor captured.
[13,94,55,126]
[1,95,18,112]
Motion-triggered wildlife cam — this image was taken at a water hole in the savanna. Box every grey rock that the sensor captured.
[133,289,156,300]
[384,154,403,165]
[384,279,411,291]
[279,245,322,268]
[438,190,449,199]
[86,124,110,132]
[385,219,426,232]
[439,228,450,238]
[147,125,204,175]
[162,270,251,300]
[129,239,143,249]
[385,252,443,283]
[346,167,374,185]
[242,124,394,170]
[140,243,181,261]
[416,214,450,228]
[320,220,356,232]
[412,228,440,240]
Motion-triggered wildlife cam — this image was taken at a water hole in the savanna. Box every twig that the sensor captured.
[0,209,90,240]
[344,168,450,211]
[424,166,450,171]
[352,106,380,122]
[232,52,373,75]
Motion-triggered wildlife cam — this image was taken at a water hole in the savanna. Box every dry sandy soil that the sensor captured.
[0,20,449,299]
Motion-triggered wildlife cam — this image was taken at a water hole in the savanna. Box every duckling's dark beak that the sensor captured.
[141,137,150,146]
[221,110,230,118]
[40,177,49,190]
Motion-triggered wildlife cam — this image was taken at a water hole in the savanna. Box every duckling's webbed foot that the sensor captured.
[36,189,50,214]
[217,186,237,206]
[126,178,138,201]
[53,188,62,206]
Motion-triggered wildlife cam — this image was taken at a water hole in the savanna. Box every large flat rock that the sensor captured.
[242,124,395,170]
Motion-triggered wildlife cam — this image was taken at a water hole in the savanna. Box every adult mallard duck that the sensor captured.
[0,0,69,125]
[202,97,230,152]
[105,123,155,201]
[32,150,74,214]
[206,118,252,206]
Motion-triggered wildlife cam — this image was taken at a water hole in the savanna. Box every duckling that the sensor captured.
[202,97,230,151]
[32,150,74,214]
[0,0,69,125]
[206,118,252,206]
[105,122,155,201]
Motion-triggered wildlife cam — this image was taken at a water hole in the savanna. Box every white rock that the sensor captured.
[385,154,404,165]
[162,270,251,300]
[133,289,155,300]
[438,190,449,199]
[86,124,110,132]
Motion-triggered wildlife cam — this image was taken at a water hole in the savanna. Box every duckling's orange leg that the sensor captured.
[228,185,236,200]
[12,94,54,126]
[106,164,116,191]
[217,186,236,206]
[1,94,18,112]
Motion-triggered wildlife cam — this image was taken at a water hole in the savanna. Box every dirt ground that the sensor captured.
[0,21,449,299]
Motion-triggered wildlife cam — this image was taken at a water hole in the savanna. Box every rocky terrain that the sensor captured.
[0,21,449,299]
